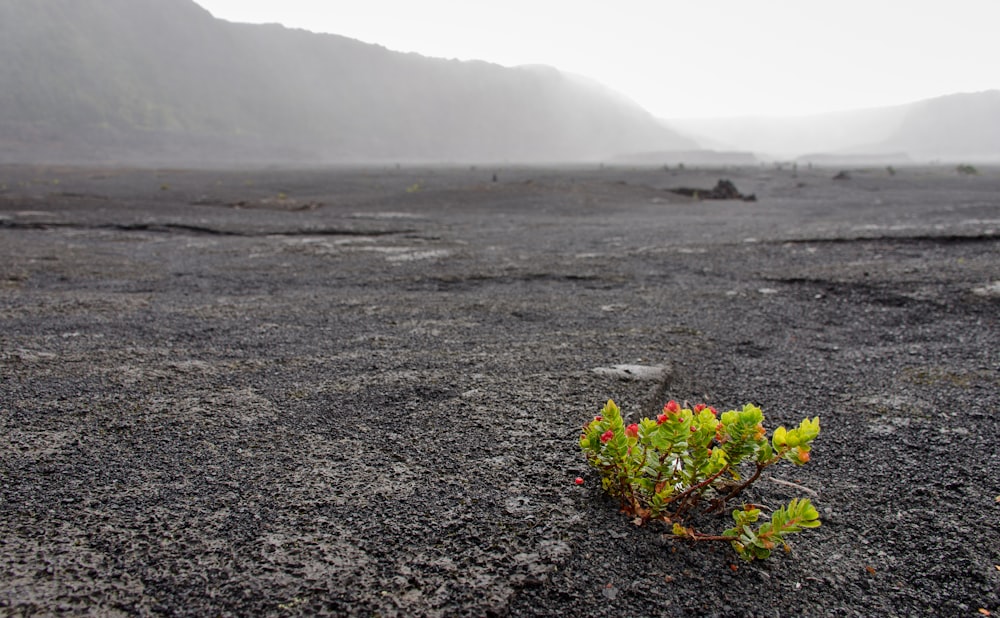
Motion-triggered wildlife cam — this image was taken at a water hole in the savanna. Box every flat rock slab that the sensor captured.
[591,364,671,381]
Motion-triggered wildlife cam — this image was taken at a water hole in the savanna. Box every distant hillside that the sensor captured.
[664,90,1000,163]
[664,105,907,160]
[0,0,695,165]
[877,91,1000,161]
[610,150,757,166]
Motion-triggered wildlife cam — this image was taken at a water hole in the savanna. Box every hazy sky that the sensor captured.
[194,0,1000,119]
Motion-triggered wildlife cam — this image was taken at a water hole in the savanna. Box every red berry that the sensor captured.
[625,423,639,439]
[690,425,698,432]
[665,400,680,413]
[657,413,668,424]
[574,477,584,485]
[694,404,707,412]
[600,430,615,443]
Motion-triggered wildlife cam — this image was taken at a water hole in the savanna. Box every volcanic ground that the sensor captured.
[1,163,998,616]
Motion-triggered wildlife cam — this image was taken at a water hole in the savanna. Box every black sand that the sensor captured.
[1,164,998,616]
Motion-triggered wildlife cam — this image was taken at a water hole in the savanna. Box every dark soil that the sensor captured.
[1,164,998,617]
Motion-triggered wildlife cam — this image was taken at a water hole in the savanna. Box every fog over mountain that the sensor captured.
[878,90,1000,162]
[664,90,1000,164]
[0,0,696,166]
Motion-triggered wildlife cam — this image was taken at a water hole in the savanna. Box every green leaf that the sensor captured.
[772,426,787,448]
[784,429,801,448]
[740,403,764,425]
[732,506,761,525]
[601,399,621,419]
[757,440,773,463]
[753,546,772,559]
[798,417,821,442]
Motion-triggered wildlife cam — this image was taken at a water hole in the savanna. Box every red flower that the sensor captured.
[600,430,615,444]
[694,404,707,412]
[707,407,718,417]
[625,423,639,439]
[594,415,602,422]
[690,425,698,432]
[657,413,668,425]
[665,400,680,413]
[574,477,584,485]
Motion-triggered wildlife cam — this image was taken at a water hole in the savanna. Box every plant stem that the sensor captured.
[688,531,737,543]
[712,461,769,511]
[674,465,729,516]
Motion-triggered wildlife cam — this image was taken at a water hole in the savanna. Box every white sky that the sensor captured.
[193,0,1000,119]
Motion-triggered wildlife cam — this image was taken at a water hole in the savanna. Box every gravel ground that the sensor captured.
[1,163,998,617]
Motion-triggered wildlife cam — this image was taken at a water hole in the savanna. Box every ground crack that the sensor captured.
[0,219,414,237]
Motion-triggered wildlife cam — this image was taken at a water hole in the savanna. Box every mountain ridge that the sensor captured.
[662,90,1000,163]
[0,0,696,165]
[880,90,1000,161]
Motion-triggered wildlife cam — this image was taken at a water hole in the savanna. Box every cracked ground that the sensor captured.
[1,164,998,616]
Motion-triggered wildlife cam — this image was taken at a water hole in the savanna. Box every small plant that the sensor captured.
[956,164,979,176]
[580,399,820,561]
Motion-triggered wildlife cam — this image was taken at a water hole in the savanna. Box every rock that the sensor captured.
[591,364,670,381]
[668,179,756,201]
